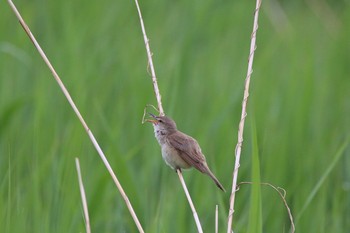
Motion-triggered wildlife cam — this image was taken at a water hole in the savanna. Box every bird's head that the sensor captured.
[146,113,177,132]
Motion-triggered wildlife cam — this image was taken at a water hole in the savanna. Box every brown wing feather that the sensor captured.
[168,131,226,192]
[167,132,208,173]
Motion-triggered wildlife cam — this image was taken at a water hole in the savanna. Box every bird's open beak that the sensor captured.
[145,113,158,124]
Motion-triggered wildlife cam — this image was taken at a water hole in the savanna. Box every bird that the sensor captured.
[146,113,225,192]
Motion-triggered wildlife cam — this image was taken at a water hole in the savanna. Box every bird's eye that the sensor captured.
[158,119,163,123]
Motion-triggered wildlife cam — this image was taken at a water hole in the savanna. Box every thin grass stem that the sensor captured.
[227,0,262,232]
[75,158,91,233]
[177,169,203,233]
[134,0,164,116]
[7,1,144,232]
[215,205,219,233]
[133,0,203,231]
[238,182,295,233]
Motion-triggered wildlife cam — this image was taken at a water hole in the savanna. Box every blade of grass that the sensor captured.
[0,98,25,139]
[247,119,262,233]
[296,139,349,221]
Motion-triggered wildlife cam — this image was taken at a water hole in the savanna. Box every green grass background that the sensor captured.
[1,0,350,232]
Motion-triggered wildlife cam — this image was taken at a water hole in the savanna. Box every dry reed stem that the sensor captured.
[134,0,203,232]
[238,182,295,233]
[7,1,144,232]
[177,169,203,233]
[215,205,219,233]
[75,158,91,233]
[134,0,164,116]
[227,0,262,232]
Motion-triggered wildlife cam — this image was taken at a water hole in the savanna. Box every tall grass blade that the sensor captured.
[247,119,263,233]
[296,139,349,221]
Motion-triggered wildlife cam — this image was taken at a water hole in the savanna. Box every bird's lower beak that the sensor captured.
[145,119,158,124]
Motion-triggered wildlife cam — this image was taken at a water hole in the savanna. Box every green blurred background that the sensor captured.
[1,0,349,232]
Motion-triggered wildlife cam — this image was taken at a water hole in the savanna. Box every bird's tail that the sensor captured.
[206,168,226,192]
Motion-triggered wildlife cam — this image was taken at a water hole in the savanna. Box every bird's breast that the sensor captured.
[161,143,191,170]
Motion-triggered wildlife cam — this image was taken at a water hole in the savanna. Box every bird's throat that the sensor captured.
[153,127,167,145]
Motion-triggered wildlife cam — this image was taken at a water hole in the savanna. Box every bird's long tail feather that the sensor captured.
[206,168,226,192]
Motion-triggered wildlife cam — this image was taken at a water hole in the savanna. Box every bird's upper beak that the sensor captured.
[146,113,158,124]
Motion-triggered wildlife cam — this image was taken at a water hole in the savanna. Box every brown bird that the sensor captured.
[147,113,225,192]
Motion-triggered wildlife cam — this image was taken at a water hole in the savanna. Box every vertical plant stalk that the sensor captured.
[7,1,145,232]
[227,0,262,232]
[134,1,203,231]
[215,205,219,233]
[134,0,164,116]
[75,158,91,233]
[177,169,203,233]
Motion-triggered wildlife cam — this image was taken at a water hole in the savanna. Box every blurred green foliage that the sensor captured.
[1,0,349,232]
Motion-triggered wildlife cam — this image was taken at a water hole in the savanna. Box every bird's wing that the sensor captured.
[167,132,207,173]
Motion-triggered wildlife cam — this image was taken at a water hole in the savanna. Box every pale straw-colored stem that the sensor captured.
[75,158,91,233]
[134,0,203,232]
[177,169,203,233]
[7,1,144,232]
[215,205,219,233]
[134,0,164,116]
[227,0,262,232]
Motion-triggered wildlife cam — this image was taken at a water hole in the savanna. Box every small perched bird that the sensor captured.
[147,113,225,192]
